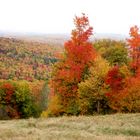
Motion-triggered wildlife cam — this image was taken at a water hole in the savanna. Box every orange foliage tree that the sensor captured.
[0,83,19,118]
[105,66,128,112]
[49,14,96,115]
[127,25,140,72]
[120,76,140,113]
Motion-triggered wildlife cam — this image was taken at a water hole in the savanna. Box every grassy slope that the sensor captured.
[0,113,140,140]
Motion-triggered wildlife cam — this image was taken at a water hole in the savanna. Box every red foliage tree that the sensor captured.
[105,66,127,111]
[49,14,96,115]
[127,25,140,71]
[0,82,20,118]
[1,83,15,104]
[119,76,140,112]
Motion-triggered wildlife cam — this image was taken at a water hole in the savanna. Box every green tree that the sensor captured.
[78,56,110,114]
[94,39,129,66]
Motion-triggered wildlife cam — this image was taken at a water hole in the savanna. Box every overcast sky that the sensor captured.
[0,0,140,35]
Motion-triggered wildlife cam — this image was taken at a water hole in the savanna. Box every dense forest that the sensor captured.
[0,14,140,119]
[0,37,63,119]
[44,14,140,117]
[0,37,63,81]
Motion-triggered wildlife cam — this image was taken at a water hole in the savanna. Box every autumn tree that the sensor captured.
[127,25,140,72]
[105,65,130,112]
[48,14,96,115]
[78,56,110,114]
[122,25,140,112]
[118,77,140,113]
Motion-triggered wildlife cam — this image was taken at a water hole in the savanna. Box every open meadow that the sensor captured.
[0,113,140,140]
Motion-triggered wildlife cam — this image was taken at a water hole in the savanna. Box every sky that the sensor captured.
[0,0,140,35]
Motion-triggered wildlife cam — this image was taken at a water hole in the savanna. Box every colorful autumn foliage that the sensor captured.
[1,15,140,118]
[0,37,62,81]
[104,63,140,113]
[78,56,110,114]
[105,66,124,92]
[105,66,128,112]
[115,76,140,113]
[0,82,19,118]
[48,14,96,115]
[1,83,15,104]
[43,16,140,117]
[0,80,48,119]
[127,25,140,72]
[94,39,129,66]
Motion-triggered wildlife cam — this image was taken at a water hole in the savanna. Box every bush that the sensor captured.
[105,66,140,113]
[41,95,63,117]
[120,78,140,113]
[0,80,40,119]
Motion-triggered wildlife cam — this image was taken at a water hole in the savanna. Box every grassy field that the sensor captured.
[0,113,140,140]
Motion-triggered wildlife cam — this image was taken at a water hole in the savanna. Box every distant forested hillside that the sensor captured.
[0,37,63,81]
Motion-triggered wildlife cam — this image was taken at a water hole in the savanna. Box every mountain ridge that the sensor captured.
[0,31,128,45]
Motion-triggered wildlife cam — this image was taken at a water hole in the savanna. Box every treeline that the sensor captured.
[0,37,62,119]
[0,80,49,119]
[0,37,62,81]
[1,14,140,119]
[42,14,140,117]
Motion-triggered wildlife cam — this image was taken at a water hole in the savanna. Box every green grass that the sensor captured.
[0,113,140,140]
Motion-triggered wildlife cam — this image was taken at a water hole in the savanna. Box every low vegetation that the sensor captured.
[0,80,48,119]
[0,113,140,140]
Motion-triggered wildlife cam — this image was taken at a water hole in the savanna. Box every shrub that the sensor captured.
[0,80,40,119]
[120,78,140,113]
[41,95,63,117]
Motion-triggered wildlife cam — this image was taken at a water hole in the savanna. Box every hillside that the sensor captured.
[0,37,63,81]
[0,113,140,140]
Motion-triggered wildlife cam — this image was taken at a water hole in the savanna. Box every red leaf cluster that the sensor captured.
[105,66,123,92]
[1,83,15,103]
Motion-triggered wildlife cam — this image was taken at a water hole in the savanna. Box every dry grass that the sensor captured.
[0,113,140,140]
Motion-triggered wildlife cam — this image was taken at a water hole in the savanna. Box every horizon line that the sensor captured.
[0,30,128,36]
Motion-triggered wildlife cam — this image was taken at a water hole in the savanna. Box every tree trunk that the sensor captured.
[97,100,100,114]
